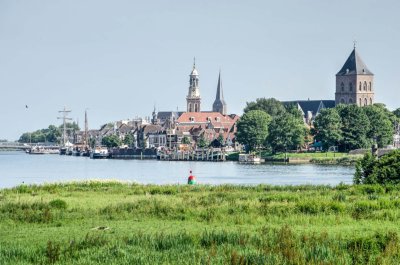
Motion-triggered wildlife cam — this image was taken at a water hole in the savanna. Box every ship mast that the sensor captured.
[57,106,72,146]
[84,109,88,148]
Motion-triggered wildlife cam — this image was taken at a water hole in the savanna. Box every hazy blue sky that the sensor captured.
[1,0,399,140]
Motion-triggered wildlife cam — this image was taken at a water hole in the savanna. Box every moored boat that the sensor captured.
[90,146,109,159]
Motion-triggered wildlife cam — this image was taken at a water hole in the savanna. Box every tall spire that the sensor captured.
[212,70,227,115]
[216,70,223,100]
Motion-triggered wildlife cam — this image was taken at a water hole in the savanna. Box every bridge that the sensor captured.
[0,142,32,150]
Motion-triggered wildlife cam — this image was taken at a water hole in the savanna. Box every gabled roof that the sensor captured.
[282,100,335,116]
[337,48,373,76]
[141,124,163,135]
[157,111,184,121]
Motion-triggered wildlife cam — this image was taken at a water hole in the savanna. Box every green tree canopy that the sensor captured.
[101,135,122,148]
[243,98,286,118]
[196,135,210,148]
[364,105,394,148]
[313,108,343,150]
[393,108,400,119]
[338,104,371,151]
[123,132,135,147]
[181,136,191,144]
[354,150,400,185]
[266,112,305,153]
[236,110,271,152]
[18,125,62,143]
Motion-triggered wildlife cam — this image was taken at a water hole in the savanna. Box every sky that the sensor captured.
[1,0,399,140]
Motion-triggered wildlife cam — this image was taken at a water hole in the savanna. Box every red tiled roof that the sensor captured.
[177,112,236,124]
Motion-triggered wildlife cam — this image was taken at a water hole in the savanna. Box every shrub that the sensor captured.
[355,150,400,185]
[49,199,67,210]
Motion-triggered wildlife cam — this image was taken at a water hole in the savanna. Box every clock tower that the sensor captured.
[186,58,201,112]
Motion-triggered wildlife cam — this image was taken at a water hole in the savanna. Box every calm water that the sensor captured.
[0,151,355,188]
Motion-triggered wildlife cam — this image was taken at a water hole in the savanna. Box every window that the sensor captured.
[359,82,362,91]
[369,82,372,91]
[188,103,191,112]
[189,117,195,122]
[359,98,362,106]
[363,81,367,91]
[364,98,367,106]
[207,117,211,122]
[341,82,344,92]
[349,98,353,104]
[340,98,345,104]
[349,82,353,91]
[215,117,220,122]
[370,98,373,105]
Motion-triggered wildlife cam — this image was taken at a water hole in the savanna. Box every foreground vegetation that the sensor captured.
[1,182,400,264]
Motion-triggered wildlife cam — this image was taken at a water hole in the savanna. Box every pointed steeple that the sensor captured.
[212,70,227,115]
[337,47,373,76]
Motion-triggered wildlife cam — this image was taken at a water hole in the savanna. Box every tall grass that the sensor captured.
[1,181,400,264]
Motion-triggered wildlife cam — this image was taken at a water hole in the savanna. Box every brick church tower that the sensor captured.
[335,46,374,106]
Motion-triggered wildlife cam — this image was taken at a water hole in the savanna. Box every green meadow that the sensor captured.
[1,181,400,264]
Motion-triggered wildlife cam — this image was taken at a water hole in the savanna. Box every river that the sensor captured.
[0,151,355,188]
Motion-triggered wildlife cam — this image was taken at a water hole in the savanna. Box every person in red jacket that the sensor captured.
[188,170,196,185]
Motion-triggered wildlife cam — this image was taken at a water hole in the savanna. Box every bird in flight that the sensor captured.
[25,105,28,108]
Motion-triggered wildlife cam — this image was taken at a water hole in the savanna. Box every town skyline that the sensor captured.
[1,1,400,140]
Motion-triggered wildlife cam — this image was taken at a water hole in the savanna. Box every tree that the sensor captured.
[123,132,135,147]
[243,98,286,118]
[89,137,96,148]
[392,108,400,119]
[101,135,122,148]
[266,112,305,153]
[197,135,210,148]
[236,110,271,152]
[364,105,394,148]
[18,125,62,143]
[181,136,191,144]
[313,108,342,150]
[217,134,225,146]
[338,104,371,151]
[354,150,400,185]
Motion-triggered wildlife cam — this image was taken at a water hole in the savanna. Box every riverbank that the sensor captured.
[1,181,399,264]
[263,152,362,165]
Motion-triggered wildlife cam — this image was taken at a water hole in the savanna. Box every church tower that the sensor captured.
[186,59,201,112]
[335,45,374,106]
[212,70,227,115]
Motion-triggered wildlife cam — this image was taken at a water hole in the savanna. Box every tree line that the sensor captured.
[18,123,80,143]
[236,98,400,153]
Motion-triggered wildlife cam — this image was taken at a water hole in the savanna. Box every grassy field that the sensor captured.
[1,181,400,264]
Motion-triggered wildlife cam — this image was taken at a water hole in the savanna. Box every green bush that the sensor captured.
[355,150,400,185]
[49,199,67,209]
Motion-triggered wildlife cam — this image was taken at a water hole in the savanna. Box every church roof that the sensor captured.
[336,48,373,76]
[282,100,335,116]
